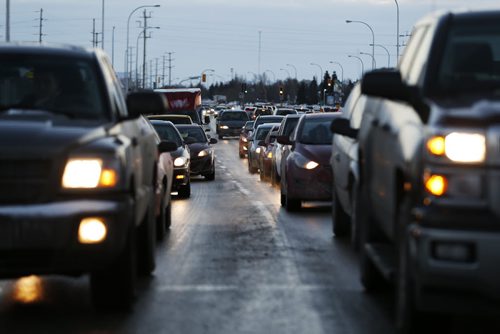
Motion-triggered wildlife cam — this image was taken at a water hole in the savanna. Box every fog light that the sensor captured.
[176,175,185,179]
[432,242,474,263]
[78,218,107,244]
[425,174,447,196]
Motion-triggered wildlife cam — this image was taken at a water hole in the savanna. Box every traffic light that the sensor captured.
[327,79,332,87]
[279,86,284,96]
[201,73,207,82]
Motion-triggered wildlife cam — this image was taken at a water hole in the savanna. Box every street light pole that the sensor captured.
[370,43,390,68]
[125,4,160,92]
[286,63,297,80]
[395,0,400,64]
[280,68,291,80]
[329,61,344,83]
[360,52,377,68]
[348,55,365,78]
[346,20,375,69]
[310,62,323,83]
[101,0,105,50]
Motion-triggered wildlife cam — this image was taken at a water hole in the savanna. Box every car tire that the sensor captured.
[285,196,301,211]
[332,189,350,237]
[137,205,156,276]
[351,182,361,251]
[178,182,191,198]
[239,152,245,159]
[90,223,136,311]
[248,160,257,174]
[205,168,215,181]
[218,134,223,140]
[165,195,172,230]
[259,167,265,181]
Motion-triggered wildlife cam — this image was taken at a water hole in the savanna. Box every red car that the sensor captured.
[278,113,342,211]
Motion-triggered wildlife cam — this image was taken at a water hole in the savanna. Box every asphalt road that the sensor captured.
[0,133,498,333]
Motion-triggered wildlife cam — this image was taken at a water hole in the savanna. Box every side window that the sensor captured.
[101,56,127,118]
[399,26,426,80]
[407,25,435,85]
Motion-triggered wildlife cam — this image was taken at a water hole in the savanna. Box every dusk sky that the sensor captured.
[3,0,500,85]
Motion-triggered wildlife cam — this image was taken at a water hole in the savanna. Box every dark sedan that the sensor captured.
[175,124,217,181]
[151,120,191,198]
[278,113,342,211]
[239,120,255,158]
[216,110,249,139]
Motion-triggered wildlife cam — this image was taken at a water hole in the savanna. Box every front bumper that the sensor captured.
[286,164,332,200]
[172,167,190,190]
[218,127,242,137]
[409,220,500,313]
[190,155,213,175]
[0,197,133,278]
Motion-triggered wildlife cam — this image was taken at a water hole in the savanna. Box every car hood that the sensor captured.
[295,143,332,166]
[0,118,107,159]
[430,99,500,127]
[188,142,209,156]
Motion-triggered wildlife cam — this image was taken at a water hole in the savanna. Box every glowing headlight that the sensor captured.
[293,153,319,170]
[174,156,188,167]
[78,217,107,244]
[198,149,210,157]
[267,151,273,158]
[220,125,229,129]
[445,133,485,163]
[256,147,261,154]
[62,159,102,188]
[242,137,248,143]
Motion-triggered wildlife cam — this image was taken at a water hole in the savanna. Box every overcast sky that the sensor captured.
[3,0,500,85]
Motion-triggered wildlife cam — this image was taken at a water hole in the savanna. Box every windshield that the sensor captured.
[177,127,207,143]
[298,118,333,145]
[0,55,107,119]
[220,112,248,121]
[152,123,183,147]
[254,127,271,140]
[434,23,500,96]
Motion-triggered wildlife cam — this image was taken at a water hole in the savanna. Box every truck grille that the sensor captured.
[0,160,52,204]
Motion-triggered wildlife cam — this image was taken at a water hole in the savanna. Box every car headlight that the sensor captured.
[256,147,262,154]
[427,132,485,163]
[62,158,118,189]
[242,137,248,143]
[198,149,210,157]
[293,152,319,170]
[174,156,188,167]
[220,125,229,129]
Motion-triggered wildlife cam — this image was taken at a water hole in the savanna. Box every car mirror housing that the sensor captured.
[277,135,292,145]
[361,69,410,102]
[209,138,218,145]
[204,116,211,124]
[331,118,358,139]
[126,92,167,119]
[158,140,178,153]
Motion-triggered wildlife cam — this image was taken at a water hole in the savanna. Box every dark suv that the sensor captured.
[332,10,500,331]
[216,110,249,139]
[0,44,171,310]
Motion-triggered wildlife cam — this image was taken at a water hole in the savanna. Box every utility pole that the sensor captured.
[5,0,10,42]
[111,26,115,67]
[141,9,153,89]
[166,52,174,86]
[36,8,45,43]
[92,18,96,47]
[101,0,105,50]
[155,57,159,89]
[258,30,262,78]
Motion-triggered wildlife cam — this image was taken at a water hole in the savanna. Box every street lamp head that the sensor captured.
[153,4,161,7]
[346,20,352,23]
[348,55,352,58]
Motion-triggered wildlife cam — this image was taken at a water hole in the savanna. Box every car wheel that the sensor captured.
[205,167,215,181]
[90,223,136,310]
[248,159,257,174]
[239,152,245,159]
[156,190,167,241]
[218,134,223,140]
[259,167,265,181]
[351,182,361,251]
[332,189,350,237]
[285,196,301,211]
[178,182,191,198]
[137,205,156,276]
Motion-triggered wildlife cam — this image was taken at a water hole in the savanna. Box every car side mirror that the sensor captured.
[209,138,218,144]
[331,118,358,139]
[277,135,292,145]
[126,92,167,119]
[158,140,178,153]
[361,69,410,102]
[204,116,211,124]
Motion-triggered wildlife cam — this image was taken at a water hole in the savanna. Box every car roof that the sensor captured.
[256,122,280,129]
[0,42,96,59]
[150,119,176,127]
[174,124,204,130]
